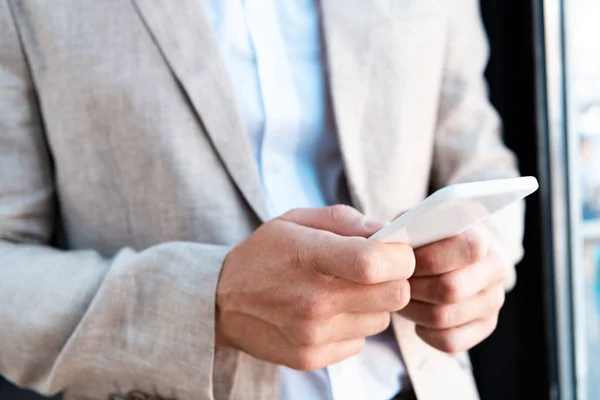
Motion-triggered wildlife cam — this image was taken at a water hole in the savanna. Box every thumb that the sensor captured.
[280,205,385,237]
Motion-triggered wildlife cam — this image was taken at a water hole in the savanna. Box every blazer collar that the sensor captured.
[132,0,270,222]
[132,0,382,221]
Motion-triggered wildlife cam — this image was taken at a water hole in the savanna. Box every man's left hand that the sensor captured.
[398,227,509,353]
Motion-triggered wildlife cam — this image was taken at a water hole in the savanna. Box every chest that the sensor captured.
[10,0,449,250]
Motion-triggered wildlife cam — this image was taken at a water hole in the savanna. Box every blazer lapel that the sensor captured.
[392,314,480,399]
[320,0,381,213]
[132,0,269,222]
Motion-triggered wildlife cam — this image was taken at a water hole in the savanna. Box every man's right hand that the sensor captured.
[216,205,415,371]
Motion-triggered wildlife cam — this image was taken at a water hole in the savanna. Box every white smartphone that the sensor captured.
[369,176,539,248]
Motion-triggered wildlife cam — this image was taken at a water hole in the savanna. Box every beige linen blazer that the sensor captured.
[0,0,524,399]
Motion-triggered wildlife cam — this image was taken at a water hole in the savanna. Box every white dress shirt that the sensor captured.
[202,0,407,399]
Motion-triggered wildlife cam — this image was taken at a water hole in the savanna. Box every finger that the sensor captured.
[398,284,505,329]
[281,205,385,238]
[415,315,499,353]
[410,253,506,304]
[275,220,415,284]
[219,310,366,371]
[286,338,366,371]
[333,279,411,313]
[327,312,392,342]
[310,237,416,284]
[286,312,392,347]
[413,228,488,277]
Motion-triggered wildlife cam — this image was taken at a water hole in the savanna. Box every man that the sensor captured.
[0,0,524,399]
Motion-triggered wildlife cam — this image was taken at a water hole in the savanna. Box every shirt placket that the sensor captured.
[244,0,307,218]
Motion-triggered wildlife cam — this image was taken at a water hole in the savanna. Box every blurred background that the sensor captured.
[471,0,600,399]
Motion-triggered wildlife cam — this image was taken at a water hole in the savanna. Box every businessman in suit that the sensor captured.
[0,0,524,399]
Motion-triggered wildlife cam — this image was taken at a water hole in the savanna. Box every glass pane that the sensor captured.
[563,0,600,398]
[583,240,600,399]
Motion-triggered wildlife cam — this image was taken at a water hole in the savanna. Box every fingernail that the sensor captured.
[363,219,385,230]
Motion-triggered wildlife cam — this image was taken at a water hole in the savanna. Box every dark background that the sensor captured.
[471,1,556,400]
[0,1,556,399]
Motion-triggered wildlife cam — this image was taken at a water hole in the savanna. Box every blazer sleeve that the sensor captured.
[431,0,525,291]
[0,2,236,399]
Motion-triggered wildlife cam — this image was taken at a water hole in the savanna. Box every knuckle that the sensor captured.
[416,327,461,353]
[487,315,500,333]
[280,208,302,223]
[419,247,440,273]
[296,292,329,319]
[400,245,417,278]
[431,305,452,329]
[491,252,509,279]
[328,204,356,224]
[420,327,461,354]
[374,313,392,333]
[390,280,411,310]
[439,274,464,303]
[288,348,321,371]
[289,243,306,269]
[463,229,488,265]
[352,245,380,284]
[293,323,326,346]
[438,333,462,353]
[491,286,506,311]
[280,208,296,219]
